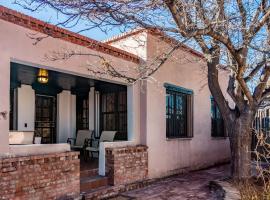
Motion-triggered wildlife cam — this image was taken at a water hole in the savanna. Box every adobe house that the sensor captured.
[0,5,231,199]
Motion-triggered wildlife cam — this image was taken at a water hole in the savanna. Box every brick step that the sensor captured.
[83,186,120,200]
[80,168,98,178]
[80,175,108,192]
[82,179,153,199]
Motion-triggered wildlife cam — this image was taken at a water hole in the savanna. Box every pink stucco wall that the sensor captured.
[110,32,231,178]
[145,34,230,178]
[0,19,138,153]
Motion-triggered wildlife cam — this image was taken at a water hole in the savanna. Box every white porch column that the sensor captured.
[127,82,140,143]
[0,58,10,153]
[57,90,74,143]
[17,85,35,131]
[89,87,95,131]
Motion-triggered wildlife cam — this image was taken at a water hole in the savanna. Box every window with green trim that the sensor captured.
[165,83,193,138]
[211,97,226,137]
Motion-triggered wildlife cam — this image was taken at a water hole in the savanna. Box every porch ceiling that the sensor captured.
[10,62,126,94]
[11,62,94,91]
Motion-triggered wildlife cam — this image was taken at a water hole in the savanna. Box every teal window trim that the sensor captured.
[164,83,193,95]
[165,83,194,139]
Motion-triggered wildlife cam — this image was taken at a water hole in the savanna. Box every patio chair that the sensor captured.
[85,131,117,158]
[67,130,93,151]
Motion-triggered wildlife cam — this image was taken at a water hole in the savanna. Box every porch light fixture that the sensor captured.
[37,68,49,84]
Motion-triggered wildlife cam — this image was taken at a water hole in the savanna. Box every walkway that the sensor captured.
[111,165,230,200]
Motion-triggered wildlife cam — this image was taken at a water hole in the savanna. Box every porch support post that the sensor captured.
[57,90,73,143]
[17,85,35,131]
[127,82,140,143]
[0,58,10,154]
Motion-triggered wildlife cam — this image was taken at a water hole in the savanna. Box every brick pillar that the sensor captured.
[105,145,148,185]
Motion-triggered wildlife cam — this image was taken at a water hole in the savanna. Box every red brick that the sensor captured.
[105,145,148,185]
[0,151,80,199]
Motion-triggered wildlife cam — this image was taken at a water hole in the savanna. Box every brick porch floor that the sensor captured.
[111,164,230,200]
[80,157,98,172]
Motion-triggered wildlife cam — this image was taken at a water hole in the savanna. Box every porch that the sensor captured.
[0,6,144,197]
[10,61,128,141]
[7,61,141,192]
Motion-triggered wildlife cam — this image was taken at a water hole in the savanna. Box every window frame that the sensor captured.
[210,97,226,138]
[165,83,194,139]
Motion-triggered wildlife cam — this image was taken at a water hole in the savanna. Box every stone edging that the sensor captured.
[209,180,241,200]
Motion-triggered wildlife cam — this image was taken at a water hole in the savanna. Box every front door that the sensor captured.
[35,94,56,143]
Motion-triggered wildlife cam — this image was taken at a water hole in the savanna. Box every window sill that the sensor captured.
[166,137,192,141]
[211,137,228,140]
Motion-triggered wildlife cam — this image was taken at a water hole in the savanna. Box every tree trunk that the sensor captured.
[229,113,254,180]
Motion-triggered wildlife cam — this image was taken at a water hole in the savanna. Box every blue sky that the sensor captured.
[0,0,121,41]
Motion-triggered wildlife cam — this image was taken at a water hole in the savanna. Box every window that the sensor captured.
[165,83,193,138]
[76,95,89,130]
[211,97,226,137]
[100,90,127,140]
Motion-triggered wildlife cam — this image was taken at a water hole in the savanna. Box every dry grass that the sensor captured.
[238,180,270,200]
[238,131,270,200]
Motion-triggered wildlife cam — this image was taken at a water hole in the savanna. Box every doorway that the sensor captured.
[35,94,57,143]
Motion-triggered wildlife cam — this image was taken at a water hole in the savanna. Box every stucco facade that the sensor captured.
[108,31,231,178]
[0,12,139,153]
[0,6,230,181]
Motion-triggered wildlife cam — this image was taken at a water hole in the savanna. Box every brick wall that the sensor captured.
[105,145,148,185]
[0,151,80,200]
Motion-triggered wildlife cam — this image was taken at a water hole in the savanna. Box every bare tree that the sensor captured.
[15,0,270,180]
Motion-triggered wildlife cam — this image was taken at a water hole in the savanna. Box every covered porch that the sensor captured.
[0,6,143,197]
[8,61,139,173]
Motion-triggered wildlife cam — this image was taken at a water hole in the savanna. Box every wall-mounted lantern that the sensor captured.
[37,68,49,84]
